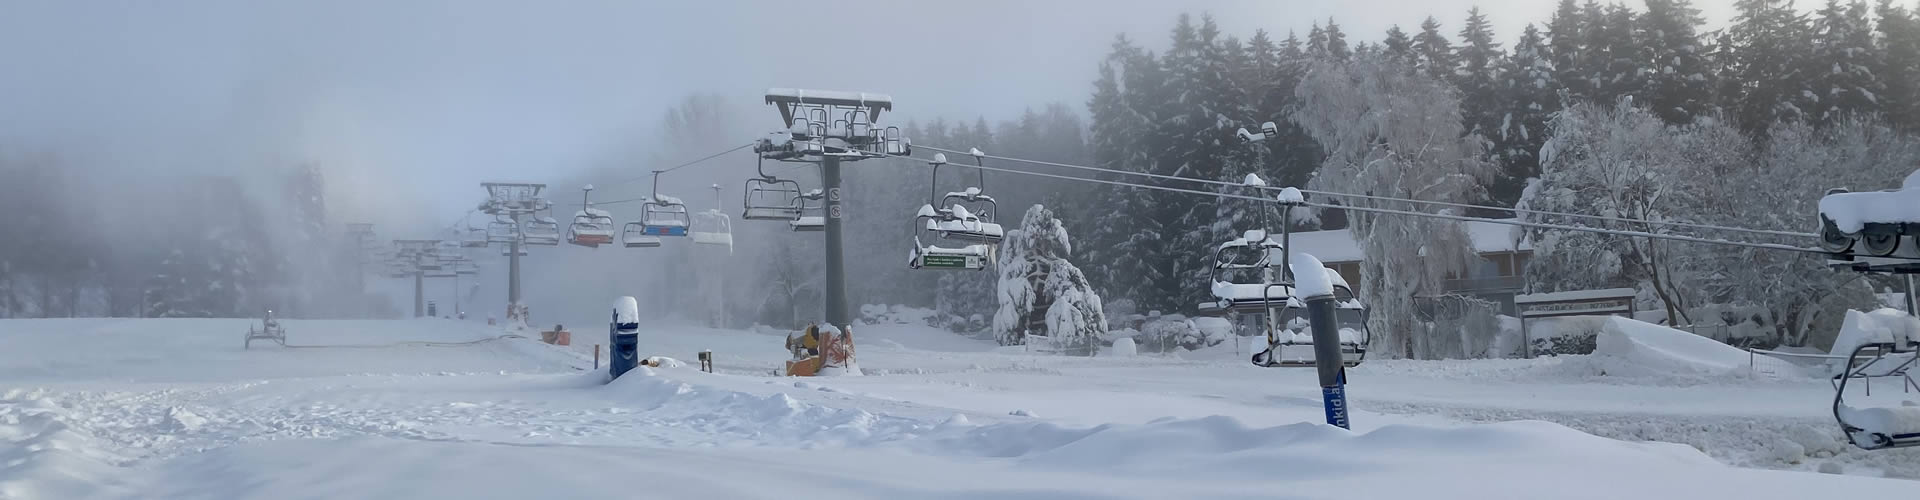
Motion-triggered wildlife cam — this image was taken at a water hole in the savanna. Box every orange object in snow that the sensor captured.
[784,323,855,376]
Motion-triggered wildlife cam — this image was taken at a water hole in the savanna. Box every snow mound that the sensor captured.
[1289,253,1334,298]
[1110,337,1138,357]
[1839,402,1920,443]
[613,296,640,326]
[1590,317,1803,378]
[1830,308,1919,357]
[0,390,130,499]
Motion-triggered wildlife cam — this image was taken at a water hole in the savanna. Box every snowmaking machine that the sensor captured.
[784,323,857,376]
[1819,170,1920,450]
[244,310,287,349]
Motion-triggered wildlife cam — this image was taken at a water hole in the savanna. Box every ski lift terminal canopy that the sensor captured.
[766,88,893,123]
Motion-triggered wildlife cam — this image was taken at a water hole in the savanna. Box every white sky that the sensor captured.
[0,0,1745,231]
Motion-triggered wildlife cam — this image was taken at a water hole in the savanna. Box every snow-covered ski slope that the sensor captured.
[0,318,1913,499]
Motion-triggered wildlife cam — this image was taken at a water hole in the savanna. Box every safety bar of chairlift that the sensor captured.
[1831,342,1920,449]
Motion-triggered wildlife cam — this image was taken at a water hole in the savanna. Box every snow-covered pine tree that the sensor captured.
[1638,0,1715,124]
[1811,0,1885,125]
[1876,0,1920,129]
[1324,19,1351,61]
[992,205,1105,353]
[1081,35,1169,311]
[1727,0,1818,133]
[1413,16,1456,81]
[1456,8,1504,140]
[1547,0,1591,101]
[1492,24,1559,207]
[1383,26,1414,62]
[1589,3,1644,104]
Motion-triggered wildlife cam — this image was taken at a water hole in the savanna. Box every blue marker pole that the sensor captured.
[1305,294,1350,429]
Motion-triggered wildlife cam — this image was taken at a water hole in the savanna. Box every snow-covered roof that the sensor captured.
[765,88,893,109]
[1284,220,1531,264]
[1514,288,1637,304]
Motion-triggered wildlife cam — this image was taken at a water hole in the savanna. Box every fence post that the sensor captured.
[594,344,600,370]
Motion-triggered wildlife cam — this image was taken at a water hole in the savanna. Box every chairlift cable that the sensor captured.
[912,144,1816,240]
[604,142,756,187]
[874,150,1830,256]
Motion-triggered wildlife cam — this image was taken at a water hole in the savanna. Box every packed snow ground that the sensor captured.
[1,317,1914,499]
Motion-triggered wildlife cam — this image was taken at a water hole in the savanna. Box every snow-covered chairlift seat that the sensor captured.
[568,208,617,247]
[1833,338,1920,450]
[743,177,804,221]
[640,196,691,237]
[523,217,561,246]
[691,209,733,248]
[620,221,661,248]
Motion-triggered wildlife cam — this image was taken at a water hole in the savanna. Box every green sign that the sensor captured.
[922,254,979,269]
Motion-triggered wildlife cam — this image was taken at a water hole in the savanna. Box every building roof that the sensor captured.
[1284,220,1531,264]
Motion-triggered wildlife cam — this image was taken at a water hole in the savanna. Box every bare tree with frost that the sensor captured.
[1291,54,1495,359]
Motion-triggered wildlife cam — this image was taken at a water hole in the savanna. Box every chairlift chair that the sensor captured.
[790,189,826,232]
[567,185,617,248]
[693,185,734,250]
[1246,284,1371,368]
[1205,230,1369,368]
[908,204,990,271]
[620,221,663,248]
[485,216,518,244]
[523,215,561,246]
[461,222,489,248]
[1831,339,1920,450]
[743,156,806,220]
[568,208,616,248]
[933,189,1005,244]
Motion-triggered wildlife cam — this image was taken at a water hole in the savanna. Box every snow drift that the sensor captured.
[1589,317,1803,379]
[1830,308,1919,357]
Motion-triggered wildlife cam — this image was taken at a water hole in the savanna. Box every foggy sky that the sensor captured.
[2,0,1740,235]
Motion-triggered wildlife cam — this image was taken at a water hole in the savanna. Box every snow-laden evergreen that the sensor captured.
[992,205,1106,353]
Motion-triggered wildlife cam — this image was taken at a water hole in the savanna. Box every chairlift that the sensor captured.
[461,215,489,248]
[1831,339,1920,450]
[920,151,1004,244]
[620,222,662,248]
[881,126,911,155]
[486,216,518,244]
[523,211,561,246]
[908,194,990,271]
[636,171,692,238]
[743,155,804,221]
[1202,230,1371,368]
[567,185,617,248]
[790,189,825,232]
[692,184,734,250]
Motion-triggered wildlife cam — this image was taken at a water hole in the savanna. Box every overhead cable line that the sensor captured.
[879,150,1830,256]
[913,144,1817,240]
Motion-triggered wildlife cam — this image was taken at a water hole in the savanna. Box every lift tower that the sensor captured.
[479,183,551,322]
[756,88,910,331]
